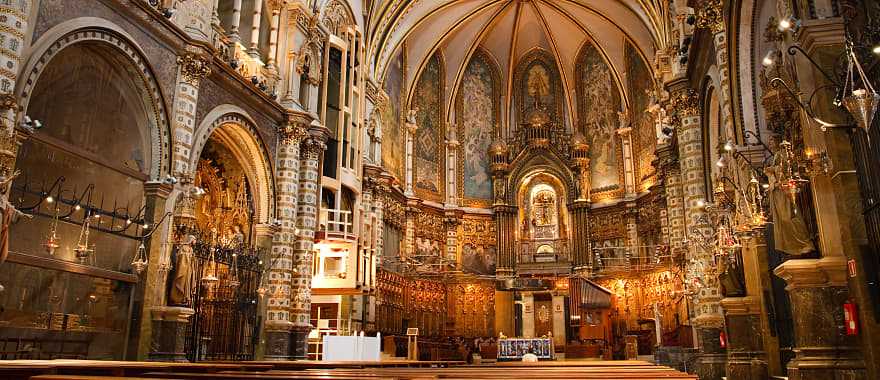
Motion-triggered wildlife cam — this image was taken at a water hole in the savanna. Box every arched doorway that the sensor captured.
[181,112,274,361]
[1,35,168,359]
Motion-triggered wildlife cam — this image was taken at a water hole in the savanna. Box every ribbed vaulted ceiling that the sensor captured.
[368,0,669,125]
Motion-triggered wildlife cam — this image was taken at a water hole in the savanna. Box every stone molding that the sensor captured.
[151,306,195,323]
[773,256,849,290]
[720,296,762,316]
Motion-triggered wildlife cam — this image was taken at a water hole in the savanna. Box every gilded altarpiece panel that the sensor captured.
[382,48,405,182]
[460,216,496,275]
[448,281,495,338]
[625,42,656,186]
[414,209,445,269]
[412,53,444,202]
[457,49,500,207]
[515,49,563,129]
[575,41,623,197]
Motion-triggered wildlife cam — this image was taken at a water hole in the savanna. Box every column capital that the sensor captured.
[691,313,725,329]
[720,296,763,316]
[280,111,311,144]
[671,87,700,121]
[177,53,212,84]
[143,181,174,199]
[694,0,725,35]
[254,223,280,238]
[773,256,849,290]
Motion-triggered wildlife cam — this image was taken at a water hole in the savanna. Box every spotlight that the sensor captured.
[143,223,150,229]
[93,213,101,219]
[74,204,81,211]
[761,183,770,189]
[762,50,777,67]
[723,140,734,152]
[45,196,53,203]
[696,200,706,208]
[126,219,133,225]
[873,45,880,55]
[778,17,792,31]
[716,157,725,167]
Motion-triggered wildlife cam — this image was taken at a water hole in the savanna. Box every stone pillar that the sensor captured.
[264,114,309,360]
[148,306,195,362]
[404,116,417,197]
[522,292,535,338]
[290,125,330,358]
[173,0,212,42]
[248,0,264,57]
[171,53,211,176]
[229,0,243,42]
[568,200,590,271]
[495,290,514,338]
[623,201,639,268]
[671,85,725,379]
[720,296,768,380]
[445,137,459,206]
[253,223,277,360]
[0,0,33,182]
[135,182,175,359]
[774,257,867,380]
[551,294,566,348]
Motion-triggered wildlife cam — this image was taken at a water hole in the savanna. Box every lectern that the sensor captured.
[406,328,419,360]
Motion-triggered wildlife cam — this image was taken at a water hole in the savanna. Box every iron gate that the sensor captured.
[184,243,265,361]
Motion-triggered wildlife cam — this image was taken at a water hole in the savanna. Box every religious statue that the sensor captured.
[169,232,197,306]
[0,171,31,265]
[765,136,815,255]
[406,108,419,125]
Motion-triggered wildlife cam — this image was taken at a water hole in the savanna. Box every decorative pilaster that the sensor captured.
[403,199,420,262]
[0,0,30,180]
[290,124,330,358]
[136,181,175,359]
[172,53,211,176]
[623,201,639,268]
[266,0,283,71]
[493,205,517,278]
[444,210,462,264]
[445,137,459,207]
[617,112,636,197]
[569,200,590,272]
[720,296,769,380]
[404,113,417,197]
[695,0,736,146]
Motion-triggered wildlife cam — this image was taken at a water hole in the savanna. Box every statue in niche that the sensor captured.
[406,108,419,126]
[169,232,197,306]
[765,136,815,255]
[717,249,746,297]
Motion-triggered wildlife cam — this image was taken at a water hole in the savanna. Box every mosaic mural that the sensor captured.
[381,48,405,182]
[412,53,444,201]
[626,41,656,185]
[576,41,621,193]
[515,50,562,129]
[458,49,499,205]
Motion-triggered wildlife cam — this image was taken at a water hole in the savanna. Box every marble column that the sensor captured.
[266,3,282,72]
[444,210,462,264]
[774,257,867,380]
[264,114,309,360]
[248,0,264,57]
[617,121,636,197]
[720,296,768,380]
[0,0,32,180]
[290,125,330,358]
[623,202,639,268]
[404,118,417,197]
[228,0,243,43]
[403,199,419,262]
[171,53,211,176]
[671,84,725,379]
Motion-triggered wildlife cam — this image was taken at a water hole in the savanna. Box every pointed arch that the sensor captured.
[409,51,446,202]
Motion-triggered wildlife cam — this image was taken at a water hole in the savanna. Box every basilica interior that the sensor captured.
[0,0,878,380]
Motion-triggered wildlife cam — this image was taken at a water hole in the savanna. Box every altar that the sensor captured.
[497,337,554,361]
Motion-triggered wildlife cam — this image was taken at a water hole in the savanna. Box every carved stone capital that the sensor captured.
[0,93,18,111]
[695,0,724,34]
[280,112,311,145]
[177,53,212,84]
[773,256,849,290]
[672,88,700,122]
[720,296,763,316]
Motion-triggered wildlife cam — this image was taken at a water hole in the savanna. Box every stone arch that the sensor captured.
[191,105,276,224]
[16,18,172,181]
[505,148,579,206]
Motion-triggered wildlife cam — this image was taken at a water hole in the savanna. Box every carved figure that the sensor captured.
[0,171,31,265]
[169,233,197,306]
[765,137,815,255]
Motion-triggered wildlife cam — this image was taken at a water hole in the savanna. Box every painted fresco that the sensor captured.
[413,53,443,200]
[381,48,405,182]
[576,41,621,193]
[626,41,656,184]
[516,50,562,128]
[459,51,497,203]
